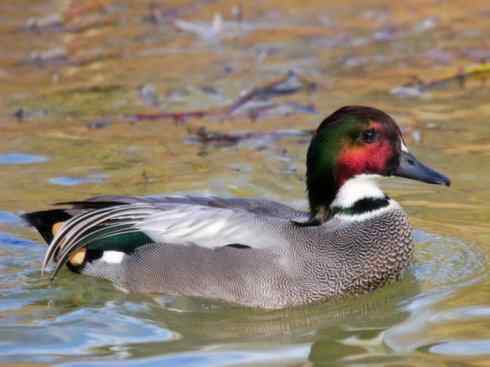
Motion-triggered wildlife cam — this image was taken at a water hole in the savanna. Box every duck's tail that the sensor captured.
[22,197,154,278]
[22,197,137,243]
[22,209,74,244]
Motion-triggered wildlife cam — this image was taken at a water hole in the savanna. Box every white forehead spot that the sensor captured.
[401,140,409,153]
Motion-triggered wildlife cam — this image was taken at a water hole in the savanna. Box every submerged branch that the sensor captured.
[392,62,490,97]
[187,126,314,147]
[129,71,317,123]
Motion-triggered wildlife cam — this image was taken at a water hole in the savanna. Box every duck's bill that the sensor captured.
[394,151,450,186]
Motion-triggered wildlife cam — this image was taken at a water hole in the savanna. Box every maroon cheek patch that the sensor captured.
[365,141,393,172]
[335,141,394,186]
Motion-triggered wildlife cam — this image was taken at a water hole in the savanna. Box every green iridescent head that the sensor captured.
[306,106,450,220]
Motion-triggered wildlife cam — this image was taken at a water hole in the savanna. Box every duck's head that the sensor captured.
[306,106,450,221]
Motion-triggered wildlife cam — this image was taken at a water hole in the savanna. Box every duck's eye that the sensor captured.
[361,129,378,144]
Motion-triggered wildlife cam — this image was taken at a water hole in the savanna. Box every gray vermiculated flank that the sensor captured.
[82,198,413,309]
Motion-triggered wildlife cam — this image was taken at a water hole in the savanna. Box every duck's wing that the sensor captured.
[73,195,307,220]
[23,195,306,244]
[43,202,290,280]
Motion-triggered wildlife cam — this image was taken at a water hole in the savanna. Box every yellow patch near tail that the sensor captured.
[52,221,87,266]
[69,248,87,266]
[52,221,64,236]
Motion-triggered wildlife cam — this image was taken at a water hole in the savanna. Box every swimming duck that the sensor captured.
[23,106,450,309]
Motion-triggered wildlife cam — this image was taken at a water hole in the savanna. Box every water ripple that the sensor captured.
[0,152,48,165]
[60,344,311,367]
[0,302,177,363]
[0,211,23,226]
[48,173,108,186]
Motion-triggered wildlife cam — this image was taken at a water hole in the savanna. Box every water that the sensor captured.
[48,173,108,186]
[2,1,490,365]
[0,153,49,165]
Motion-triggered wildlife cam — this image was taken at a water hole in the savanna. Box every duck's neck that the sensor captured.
[308,174,390,222]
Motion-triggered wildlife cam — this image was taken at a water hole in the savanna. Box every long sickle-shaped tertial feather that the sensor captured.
[42,204,156,278]
[41,205,135,272]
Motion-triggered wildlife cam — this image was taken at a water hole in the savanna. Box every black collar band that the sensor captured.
[330,195,390,216]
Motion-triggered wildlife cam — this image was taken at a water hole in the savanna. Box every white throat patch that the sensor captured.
[330,174,385,209]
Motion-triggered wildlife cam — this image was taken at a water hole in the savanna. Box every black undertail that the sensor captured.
[22,198,134,243]
[22,209,73,243]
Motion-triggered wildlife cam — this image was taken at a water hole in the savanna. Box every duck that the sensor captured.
[23,106,450,309]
